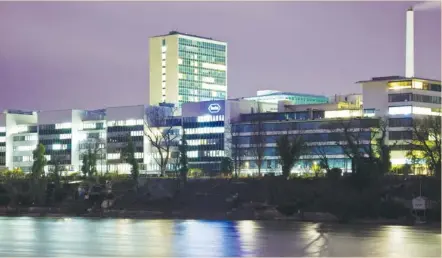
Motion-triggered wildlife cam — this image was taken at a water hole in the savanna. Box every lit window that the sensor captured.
[107,153,120,160]
[55,123,72,129]
[0,127,5,133]
[388,106,412,115]
[0,137,5,142]
[130,131,143,137]
[60,134,71,140]
[413,81,423,89]
[161,53,166,60]
[17,145,34,152]
[161,46,167,53]
[412,107,442,116]
[52,144,67,150]
[125,119,136,126]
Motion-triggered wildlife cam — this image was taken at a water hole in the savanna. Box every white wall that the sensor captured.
[361,81,390,117]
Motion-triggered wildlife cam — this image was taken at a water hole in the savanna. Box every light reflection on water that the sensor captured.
[0,217,439,257]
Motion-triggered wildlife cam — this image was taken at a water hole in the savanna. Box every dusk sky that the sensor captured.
[0,1,440,111]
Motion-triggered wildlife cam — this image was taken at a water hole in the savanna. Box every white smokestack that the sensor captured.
[405,7,414,78]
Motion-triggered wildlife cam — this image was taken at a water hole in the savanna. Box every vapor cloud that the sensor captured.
[413,1,441,11]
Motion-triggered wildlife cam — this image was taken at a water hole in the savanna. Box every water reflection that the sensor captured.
[0,217,439,257]
[237,220,259,256]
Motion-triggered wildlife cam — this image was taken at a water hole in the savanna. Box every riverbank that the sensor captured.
[1,206,439,227]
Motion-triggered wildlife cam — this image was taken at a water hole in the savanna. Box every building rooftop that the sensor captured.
[356,76,441,84]
[151,31,225,43]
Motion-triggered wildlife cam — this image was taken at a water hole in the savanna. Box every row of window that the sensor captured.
[239,111,325,123]
[233,131,372,145]
[178,79,227,90]
[184,127,225,135]
[388,81,441,92]
[178,38,226,51]
[177,73,226,85]
[235,145,370,156]
[178,65,226,78]
[178,45,226,58]
[38,128,71,135]
[13,135,39,142]
[178,51,226,65]
[389,131,412,140]
[388,93,441,104]
[233,119,378,133]
[107,125,144,133]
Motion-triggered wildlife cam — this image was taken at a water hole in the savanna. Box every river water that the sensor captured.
[0,217,440,257]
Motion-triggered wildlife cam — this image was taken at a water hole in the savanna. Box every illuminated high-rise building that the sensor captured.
[149,31,228,107]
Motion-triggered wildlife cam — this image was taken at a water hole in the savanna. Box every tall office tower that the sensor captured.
[149,31,228,107]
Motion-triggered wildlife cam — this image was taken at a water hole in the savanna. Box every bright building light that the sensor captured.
[60,134,72,140]
[55,123,72,129]
[0,137,5,143]
[17,145,34,152]
[0,127,5,133]
[107,153,120,160]
[412,106,442,116]
[202,63,227,71]
[389,106,412,115]
[324,110,362,119]
[130,131,143,137]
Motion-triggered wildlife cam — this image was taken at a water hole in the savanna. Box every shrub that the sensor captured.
[188,168,203,178]
[327,168,342,180]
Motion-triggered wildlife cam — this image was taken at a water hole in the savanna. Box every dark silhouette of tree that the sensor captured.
[122,136,140,190]
[178,129,188,183]
[31,143,47,204]
[250,102,266,176]
[220,157,234,176]
[408,116,441,178]
[225,124,244,178]
[276,134,305,179]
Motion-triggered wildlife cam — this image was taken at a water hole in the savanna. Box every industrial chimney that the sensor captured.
[405,7,414,78]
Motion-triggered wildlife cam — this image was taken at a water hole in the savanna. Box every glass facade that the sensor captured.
[232,115,378,174]
[246,92,329,105]
[177,37,227,105]
[388,93,441,104]
[38,124,72,166]
[182,115,225,174]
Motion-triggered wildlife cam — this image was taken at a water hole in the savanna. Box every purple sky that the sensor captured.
[0,1,440,111]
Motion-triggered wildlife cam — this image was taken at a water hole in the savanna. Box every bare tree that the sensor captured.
[407,116,441,177]
[250,102,266,177]
[335,117,392,176]
[144,106,180,177]
[225,123,245,178]
[314,144,331,174]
